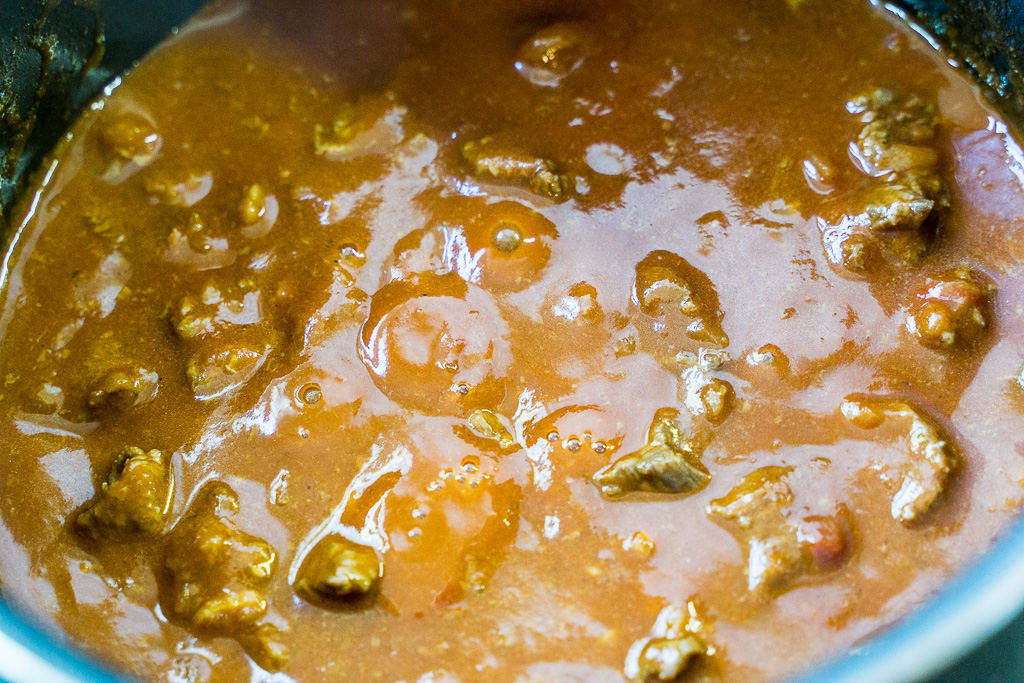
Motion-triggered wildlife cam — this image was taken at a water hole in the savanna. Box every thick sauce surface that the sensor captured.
[2,1,1024,681]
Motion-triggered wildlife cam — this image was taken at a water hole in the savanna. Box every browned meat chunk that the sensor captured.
[515,22,591,87]
[625,603,709,682]
[697,379,734,424]
[862,184,935,233]
[633,637,704,681]
[313,95,404,159]
[314,103,359,155]
[98,112,160,163]
[467,409,517,449]
[841,395,959,524]
[907,267,994,352]
[162,482,277,631]
[186,334,272,400]
[594,408,710,497]
[854,90,942,181]
[634,250,729,348]
[86,365,159,412]
[822,89,947,272]
[170,287,264,341]
[76,447,173,540]
[462,137,573,200]
[170,282,280,400]
[679,349,735,425]
[236,622,290,673]
[859,184,936,264]
[707,466,849,594]
[822,229,880,274]
[293,534,382,607]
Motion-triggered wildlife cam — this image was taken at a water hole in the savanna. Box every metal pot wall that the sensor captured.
[0,1,1023,681]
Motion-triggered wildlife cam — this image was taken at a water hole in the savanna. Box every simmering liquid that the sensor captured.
[1,1,1023,681]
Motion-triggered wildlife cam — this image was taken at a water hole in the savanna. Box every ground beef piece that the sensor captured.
[293,534,382,607]
[841,395,959,524]
[594,408,710,497]
[906,267,994,352]
[821,89,948,272]
[707,466,850,594]
[76,447,172,540]
[236,622,290,673]
[86,365,160,413]
[162,482,277,631]
[462,137,573,200]
[625,603,710,682]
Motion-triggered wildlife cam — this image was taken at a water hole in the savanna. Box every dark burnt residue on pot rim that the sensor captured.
[0,0,104,223]
[0,0,205,225]
[895,0,1024,117]
[1,0,1023,225]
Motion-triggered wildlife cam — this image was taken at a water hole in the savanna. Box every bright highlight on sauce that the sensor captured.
[0,0,1023,681]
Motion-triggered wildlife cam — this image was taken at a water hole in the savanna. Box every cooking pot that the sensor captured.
[0,1,1022,681]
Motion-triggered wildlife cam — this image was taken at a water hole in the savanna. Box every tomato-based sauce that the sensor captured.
[1,1,1023,681]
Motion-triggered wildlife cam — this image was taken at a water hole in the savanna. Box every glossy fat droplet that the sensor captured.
[515,22,591,87]
[299,383,322,405]
[492,223,524,252]
[358,274,513,416]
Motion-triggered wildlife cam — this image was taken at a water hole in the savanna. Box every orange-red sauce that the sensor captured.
[1,1,1023,681]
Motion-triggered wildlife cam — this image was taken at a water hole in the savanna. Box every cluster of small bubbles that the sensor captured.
[297,427,310,439]
[433,458,492,489]
[565,437,582,452]
[411,506,428,520]
[299,382,322,405]
[593,441,607,454]
[453,382,470,396]
[547,431,560,442]
[492,222,524,253]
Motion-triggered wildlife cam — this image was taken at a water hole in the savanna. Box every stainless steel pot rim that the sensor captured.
[795,513,1024,683]
[0,3,1022,682]
[1,511,1024,683]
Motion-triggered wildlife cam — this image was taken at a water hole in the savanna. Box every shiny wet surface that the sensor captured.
[0,0,1023,681]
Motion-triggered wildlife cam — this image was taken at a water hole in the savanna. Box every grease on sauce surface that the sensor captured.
[2,0,1024,681]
